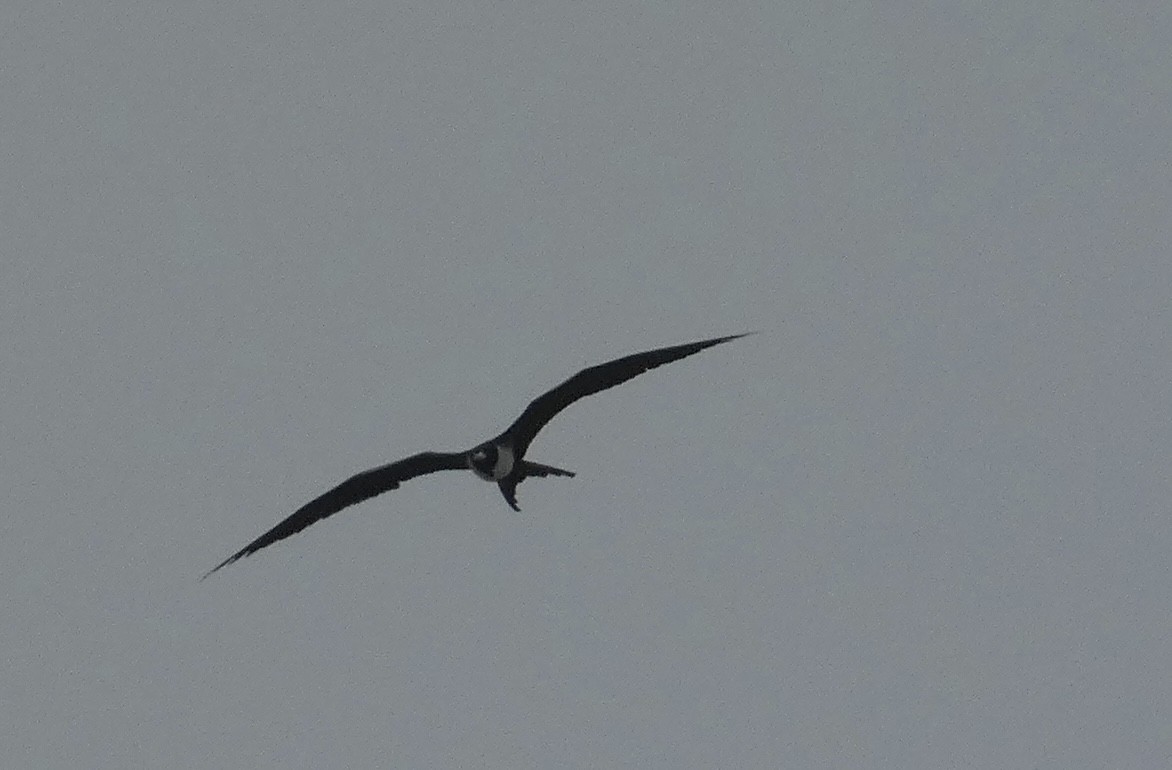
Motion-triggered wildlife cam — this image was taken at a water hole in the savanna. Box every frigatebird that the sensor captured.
[203,333,750,577]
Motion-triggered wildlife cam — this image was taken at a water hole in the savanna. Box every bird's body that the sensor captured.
[468,441,514,481]
[203,333,751,578]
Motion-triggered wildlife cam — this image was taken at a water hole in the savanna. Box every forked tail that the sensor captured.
[497,460,576,511]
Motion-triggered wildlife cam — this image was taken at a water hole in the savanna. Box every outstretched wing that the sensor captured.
[505,333,752,457]
[203,451,467,578]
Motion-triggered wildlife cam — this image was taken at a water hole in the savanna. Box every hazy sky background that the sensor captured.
[2,1,1169,767]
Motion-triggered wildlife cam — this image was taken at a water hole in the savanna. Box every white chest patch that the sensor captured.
[491,443,514,480]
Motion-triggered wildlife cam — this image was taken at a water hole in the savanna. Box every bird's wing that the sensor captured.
[505,333,752,457]
[203,450,466,578]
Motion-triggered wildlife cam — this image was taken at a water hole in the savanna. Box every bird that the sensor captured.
[202,333,752,578]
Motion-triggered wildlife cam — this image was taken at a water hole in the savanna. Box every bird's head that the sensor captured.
[469,444,498,477]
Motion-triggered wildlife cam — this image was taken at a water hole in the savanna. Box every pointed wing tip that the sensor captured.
[200,551,245,581]
[692,332,757,349]
[691,331,757,352]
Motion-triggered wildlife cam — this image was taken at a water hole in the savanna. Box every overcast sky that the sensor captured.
[2,1,1169,767]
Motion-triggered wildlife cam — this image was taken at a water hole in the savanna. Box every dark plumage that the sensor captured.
[203,333,751,578]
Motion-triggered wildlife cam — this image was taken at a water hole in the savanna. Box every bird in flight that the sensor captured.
[203,333,751,578]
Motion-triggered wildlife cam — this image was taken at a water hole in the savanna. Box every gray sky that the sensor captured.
[2,1,1169,767]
